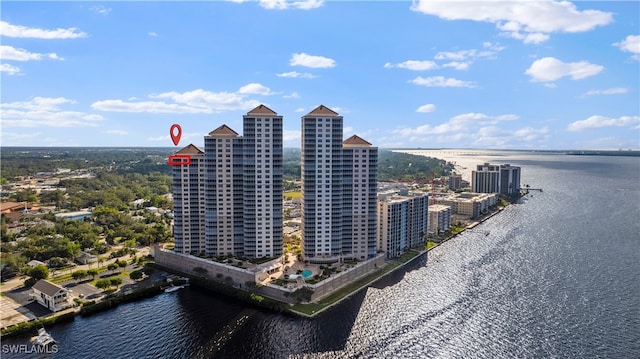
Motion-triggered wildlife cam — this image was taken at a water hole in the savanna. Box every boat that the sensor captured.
[164,285,184,293]
[30,328,55,346]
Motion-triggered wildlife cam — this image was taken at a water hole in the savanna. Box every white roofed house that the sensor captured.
[31,279,71,312]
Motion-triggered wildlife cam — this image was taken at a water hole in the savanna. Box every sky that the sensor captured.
[1,1,639,150]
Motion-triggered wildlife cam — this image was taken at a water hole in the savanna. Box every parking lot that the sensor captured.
[0,295,36,328]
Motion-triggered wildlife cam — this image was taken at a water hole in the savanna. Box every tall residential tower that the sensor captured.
[342,135,378,260]
[171,144,205,255]
[173,104,283,259]
[242,105,283,258]
[301,105,378,263]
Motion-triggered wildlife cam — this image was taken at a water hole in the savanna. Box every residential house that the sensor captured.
[31,279,71,312]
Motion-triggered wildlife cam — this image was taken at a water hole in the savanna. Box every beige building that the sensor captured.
[428,204,452,234]
[435,192,498,219]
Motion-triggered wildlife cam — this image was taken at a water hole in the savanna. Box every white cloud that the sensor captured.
[483,42,505,51]
[1,63,21,75]
[295,108,305,113]
[614,35,640,61]
[1,132,41,140]
[436,50,474,61]
[513,126,550,141]
[283,129,300,142]
[410,76,477,88]
[525,57,603,83]
[283,92,300,99]
[93,87,264,114]
[0,45,64,61]
[277,71,316,79]
[290,53,335,68]
[411,0,612,44]
[237,83,274,95]
[451,113,518,124]
[2,97,75,111]
[0,20,87,39]
[433,44,504,70]
[1,97,103,128]
[148,32,158,37]
[395,112,518,138]
[90,5,112,15]
[147,132,202,142]
[584,88,629,96]
[435,47,501,61]
[258,0,323,10]
[92,99,213,114]
[384,60,438,71]
[104,130,129,135]
[416,104,436,113]
[391,112,550,148]
[474,126,549,146]
[1,132,44,146]
[567,115,640,131]
[442,61,470,70]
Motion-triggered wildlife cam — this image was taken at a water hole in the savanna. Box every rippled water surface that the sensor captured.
[4,151,639,358]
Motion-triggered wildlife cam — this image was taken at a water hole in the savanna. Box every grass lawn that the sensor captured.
[290,263,400,316]
[395,250,421,264]
[427,241,438,250]
[284,191,302,199]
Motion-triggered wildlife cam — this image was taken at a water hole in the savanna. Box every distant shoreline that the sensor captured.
[1,146,638,157]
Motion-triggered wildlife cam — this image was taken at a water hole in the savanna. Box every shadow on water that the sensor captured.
[204,255,432,358]
[371,253,428,291]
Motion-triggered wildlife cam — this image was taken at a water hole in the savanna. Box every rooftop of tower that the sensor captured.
[247,104,277,115]
[175,143,204,155]
[305,104,339,117]
[343,135,372,146]
[208,124,239,137]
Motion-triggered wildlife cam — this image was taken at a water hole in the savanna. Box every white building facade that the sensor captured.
[31,279,71,312]
[342,135,378,261]
[301,106,345,263]
[428,204,452,234]
[172,144,205,255]
[377,190,429,259]
[301,106,378,263]
[173,105,283,259]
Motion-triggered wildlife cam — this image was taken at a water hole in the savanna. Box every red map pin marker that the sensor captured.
[170,124,182,146]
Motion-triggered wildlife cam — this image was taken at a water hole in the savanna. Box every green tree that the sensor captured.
[129,270,143,281]
[40,190,66,209]
[95,278,111,290]
[27,265,49,280]
[71,270,87,281]
[47,257,68,269]
[107,263,118,274]
[110,277,123,288]
[87,268,99,279]
[13,189,38,203]
[1,253,26,279]
[292,286,314,303]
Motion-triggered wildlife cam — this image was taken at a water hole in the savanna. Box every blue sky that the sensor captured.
[1,1,638,149]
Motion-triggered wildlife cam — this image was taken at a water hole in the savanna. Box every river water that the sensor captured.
[3,150,639,358]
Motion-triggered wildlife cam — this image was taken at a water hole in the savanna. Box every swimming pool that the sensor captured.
[301,269,312,278]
